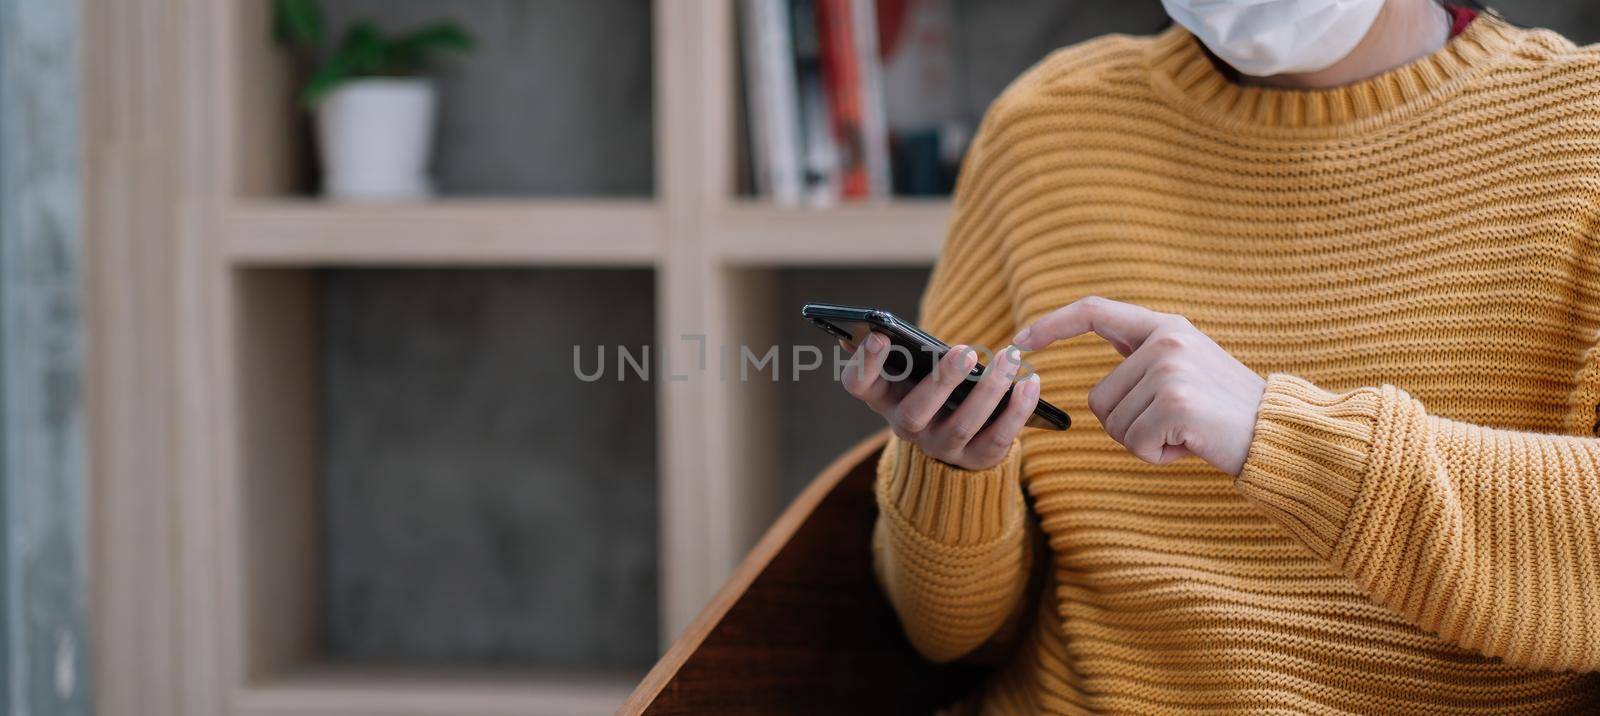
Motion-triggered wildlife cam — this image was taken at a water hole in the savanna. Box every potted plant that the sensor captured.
[274,0,475,201]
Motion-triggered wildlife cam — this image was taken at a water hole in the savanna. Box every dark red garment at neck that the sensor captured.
[1448,5,1479,38]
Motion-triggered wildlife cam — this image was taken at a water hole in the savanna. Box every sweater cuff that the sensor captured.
[1236,374,1383,560]
[876,436,1024,547]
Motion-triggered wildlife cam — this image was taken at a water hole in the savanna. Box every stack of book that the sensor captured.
[741,0,963,206]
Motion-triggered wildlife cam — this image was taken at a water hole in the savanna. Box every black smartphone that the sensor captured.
[801,303,1070,431]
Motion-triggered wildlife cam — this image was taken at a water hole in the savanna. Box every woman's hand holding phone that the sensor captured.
[839,334,1041,470]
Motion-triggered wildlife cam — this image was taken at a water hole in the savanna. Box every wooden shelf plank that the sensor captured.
[712,200,951,266]
[232,666,637,716]
[225,199,663,267]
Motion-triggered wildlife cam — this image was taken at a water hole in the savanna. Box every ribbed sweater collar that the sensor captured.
[1147,14,1521,135]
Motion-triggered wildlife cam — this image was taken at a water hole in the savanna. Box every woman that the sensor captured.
[840,0,1600,712]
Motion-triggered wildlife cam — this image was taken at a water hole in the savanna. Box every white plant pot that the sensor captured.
[316,79,438,201]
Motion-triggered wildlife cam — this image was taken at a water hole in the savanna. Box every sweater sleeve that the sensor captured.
[872,438,1034,662]
[870,90,1037,663]
[1237,374,1600,672]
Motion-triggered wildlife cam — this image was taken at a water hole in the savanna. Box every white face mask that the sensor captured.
[1161,0,1388,77]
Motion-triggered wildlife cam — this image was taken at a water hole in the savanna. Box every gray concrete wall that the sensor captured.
[318,269,658,669]
[1493,1,1600,44]
[0,0,91,713]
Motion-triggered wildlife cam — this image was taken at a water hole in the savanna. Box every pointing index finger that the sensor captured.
[1013,296,1167,353]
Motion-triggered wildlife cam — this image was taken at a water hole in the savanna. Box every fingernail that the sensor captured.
[999,344,1020,373]
[1012,327,1031,347]
[1022,375,1040,397]
[866,333,885,352]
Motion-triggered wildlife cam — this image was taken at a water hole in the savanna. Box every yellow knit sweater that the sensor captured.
[872,16,1600,714]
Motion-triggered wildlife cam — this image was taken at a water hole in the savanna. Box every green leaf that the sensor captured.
[398,23,476,54]
[392,22,476,72]
[296,17,475,106]
[272,0,324,48]
[338,22,391,76]
[300,52,350,107]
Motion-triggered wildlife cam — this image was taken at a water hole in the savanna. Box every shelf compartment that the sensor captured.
[712,201,950,266]
[229,0,655,199]
[228,268,659,715]
[225,200,662,266]
[316,269,659,670]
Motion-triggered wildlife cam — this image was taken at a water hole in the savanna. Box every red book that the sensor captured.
[816,0,870,199]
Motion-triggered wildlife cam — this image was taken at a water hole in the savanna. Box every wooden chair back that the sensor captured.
[619,431,988,715]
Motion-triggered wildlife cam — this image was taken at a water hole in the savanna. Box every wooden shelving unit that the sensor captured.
[225,200,664,266]
[232,666,635,716]
[712,201,951,265]
[93,1,949,714]
[224,198,949,267]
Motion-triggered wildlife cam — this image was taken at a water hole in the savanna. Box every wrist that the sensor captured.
[881,437,1023,546]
